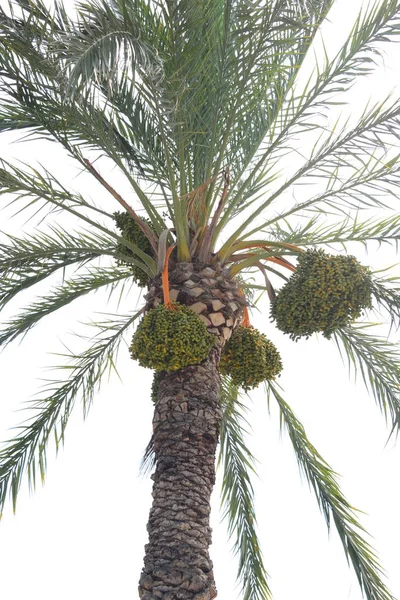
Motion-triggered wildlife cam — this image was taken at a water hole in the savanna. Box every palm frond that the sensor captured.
[267,213,400,249]
[57,1,172,193]
[333,325,400,435]
[246,0,399,182]
[0,265,134,347]
[370,272,400,330]
[267,382,395,600]
[58,1,333,226]
[0,156,109,219]
[0,160,157,274]
[200,0,333,228]
[217,0,400,239]
[219,98,400,253]
[219,376,271,600]
[0,226,115,270]
[0,227,117,309]
[61,0,163,96]
[0,309,142,517]
[0,3,168,227]
[220,0,334,192]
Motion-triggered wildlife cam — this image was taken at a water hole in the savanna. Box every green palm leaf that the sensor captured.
[216,0,400,247]
[268,381,395,600]
[0,265,133,346]
[0,310,142,517]
[60,0,162,95]
[219,376,271,600]
[0,227,116,308]
[333,325,400,434]
[267,214,400,249]
[0,160,157,274]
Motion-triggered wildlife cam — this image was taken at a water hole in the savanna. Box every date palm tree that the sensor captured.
[1,0,400,598]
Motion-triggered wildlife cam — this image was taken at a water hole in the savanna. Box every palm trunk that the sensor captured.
[138,261,246,599]
[139,347,222,600]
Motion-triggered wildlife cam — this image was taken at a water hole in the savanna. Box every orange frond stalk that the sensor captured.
[242,305,251,328]
[238,288,251,327]
[162,245,176,308]
[266,257,296,272]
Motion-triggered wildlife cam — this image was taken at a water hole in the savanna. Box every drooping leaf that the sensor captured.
[333,324,400,435]
[0,310,142,517]
[219,376,271,600]
[268,381,395,600]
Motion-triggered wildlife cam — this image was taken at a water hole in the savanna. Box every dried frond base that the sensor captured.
[145,261,246,344]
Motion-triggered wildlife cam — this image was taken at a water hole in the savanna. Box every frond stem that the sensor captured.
[83,158,158,253]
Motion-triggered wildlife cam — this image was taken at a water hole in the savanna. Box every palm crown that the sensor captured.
[1,0,400,599]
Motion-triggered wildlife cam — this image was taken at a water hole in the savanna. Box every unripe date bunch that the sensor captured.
[271,249,372,340]
[113,211,154,287]
[220,326,283,390]
[130,303,215,372]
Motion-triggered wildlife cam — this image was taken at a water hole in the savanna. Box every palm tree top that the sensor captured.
[1,1,400,599]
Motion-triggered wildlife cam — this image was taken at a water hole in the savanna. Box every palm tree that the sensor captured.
[1,0,400,598]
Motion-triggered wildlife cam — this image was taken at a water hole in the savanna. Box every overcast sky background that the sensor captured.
[1,0,400,599]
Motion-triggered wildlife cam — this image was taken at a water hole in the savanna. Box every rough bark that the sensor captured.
[138,262,246,599]
[139,348,222,600]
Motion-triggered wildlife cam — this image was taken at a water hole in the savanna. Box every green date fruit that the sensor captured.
[271,249,372,340]
[113,211,154,288]
[220,326,282,390]
[130,303,215,372]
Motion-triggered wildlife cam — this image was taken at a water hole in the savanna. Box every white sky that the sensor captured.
[0,0,400,599]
